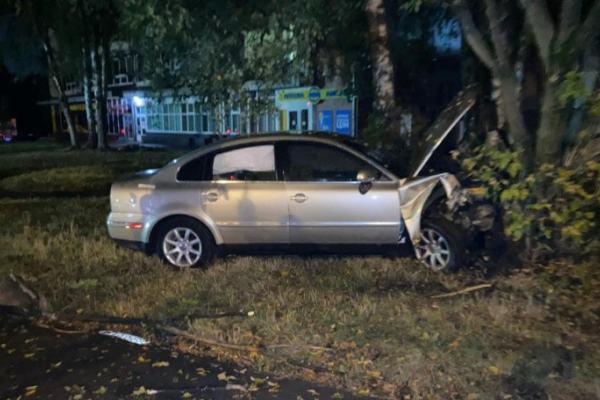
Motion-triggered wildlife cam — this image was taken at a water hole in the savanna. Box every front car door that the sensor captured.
[279,141,401,245]
[198,144,289,244]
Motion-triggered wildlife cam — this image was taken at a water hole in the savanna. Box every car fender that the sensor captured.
[399,173,463,247]
[144,204,224,245]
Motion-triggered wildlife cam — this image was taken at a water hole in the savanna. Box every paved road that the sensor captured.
[0,316,358,400]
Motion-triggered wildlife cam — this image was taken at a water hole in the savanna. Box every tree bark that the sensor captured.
[366,0,396,114]
[80,0,96,148]
[518,0,555,65]
[484,0,532,160]
[493,66,532,154]
[99,36,109,149]
[42,34,78,148]
[82,51,96,148]
[535,79,563,165]
[452,0,495,70]
[92,29,107,150]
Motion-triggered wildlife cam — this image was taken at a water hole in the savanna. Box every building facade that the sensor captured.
[40,42,356,148]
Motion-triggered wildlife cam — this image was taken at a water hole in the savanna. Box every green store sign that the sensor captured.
[278,87,346,102]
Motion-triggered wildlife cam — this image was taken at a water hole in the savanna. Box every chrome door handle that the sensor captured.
[290,193,308,203]
[202,192,220,202]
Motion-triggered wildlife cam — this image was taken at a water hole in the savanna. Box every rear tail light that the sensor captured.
[126,223,144,229]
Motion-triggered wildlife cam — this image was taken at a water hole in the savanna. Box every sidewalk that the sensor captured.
[0,317,363,400]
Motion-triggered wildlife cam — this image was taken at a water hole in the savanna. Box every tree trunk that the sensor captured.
[42,36,78,148]
[80,0,97,148]
[535,79,563,165]
[493,66,532,158]
[91,32,107,150]
[82,58,96,148]
[366,0,396,115]
[52,75,78,148]
[99,37,109,150]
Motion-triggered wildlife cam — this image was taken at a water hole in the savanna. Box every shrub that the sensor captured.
[457,132,600,261]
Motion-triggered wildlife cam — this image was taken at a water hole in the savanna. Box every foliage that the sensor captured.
[0,14,45,77]
[119,0,367,103]
[458,132,600,260]
[557,71,588,107]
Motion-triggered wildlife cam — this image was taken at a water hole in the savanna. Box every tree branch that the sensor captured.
[452,0,495,70]
[573,0,600,55]
[558,0,582,45]
[430,283,493,299]
[519,0,555,64]
[483,0,511,68]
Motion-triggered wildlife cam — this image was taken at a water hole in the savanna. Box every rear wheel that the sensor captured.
[414,218,466,272]
[155,218,215,268]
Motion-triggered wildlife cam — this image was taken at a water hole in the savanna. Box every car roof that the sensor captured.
[174,132,367,163]
[214,131,361,147]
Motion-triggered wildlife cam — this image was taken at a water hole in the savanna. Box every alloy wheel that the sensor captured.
[162,227,203,268]
[415,228,452,271]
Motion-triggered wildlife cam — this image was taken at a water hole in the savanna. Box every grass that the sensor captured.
[1,141,599,399]
[0,139,181,195]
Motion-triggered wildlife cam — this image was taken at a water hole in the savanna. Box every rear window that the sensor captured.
[177,145,278,182]
[212,145,276,181]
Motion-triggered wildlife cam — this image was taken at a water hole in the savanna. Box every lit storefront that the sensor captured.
[275,86,356,136]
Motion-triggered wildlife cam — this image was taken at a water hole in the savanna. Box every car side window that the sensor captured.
[211,144,277,181]
[284,142,381,182]
[177,155,208,181]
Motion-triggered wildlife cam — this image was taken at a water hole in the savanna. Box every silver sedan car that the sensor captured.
[107,132,470,271]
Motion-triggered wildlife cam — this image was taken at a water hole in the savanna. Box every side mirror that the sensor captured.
[357,167,379,183]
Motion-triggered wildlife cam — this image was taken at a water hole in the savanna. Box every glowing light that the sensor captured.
[133,96,145,107]
[126,223,144,229]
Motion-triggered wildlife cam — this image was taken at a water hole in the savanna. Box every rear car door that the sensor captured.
[279,141,401,245]
[179,143,289,244]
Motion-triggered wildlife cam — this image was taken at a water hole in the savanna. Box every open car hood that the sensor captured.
[408,85,477,177]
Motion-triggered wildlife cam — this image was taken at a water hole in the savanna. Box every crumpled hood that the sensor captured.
[408,85,477,177]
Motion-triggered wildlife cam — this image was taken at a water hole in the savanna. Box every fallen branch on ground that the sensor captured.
[161,326,334,355]
[44,311,248,325]
[161,326,261,352]
[266,344,333,352]
[430,283,493,299]
[34,321,87,335]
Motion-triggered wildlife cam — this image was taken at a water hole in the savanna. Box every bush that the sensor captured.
[457,132,600,261]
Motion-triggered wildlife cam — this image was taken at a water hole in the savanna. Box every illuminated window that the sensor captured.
[224,104,241,134]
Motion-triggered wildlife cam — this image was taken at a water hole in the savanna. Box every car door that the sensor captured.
[199,143,289,244]
[279,141,401,245]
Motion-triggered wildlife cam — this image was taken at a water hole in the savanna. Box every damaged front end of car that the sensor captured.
[398,85,507,270]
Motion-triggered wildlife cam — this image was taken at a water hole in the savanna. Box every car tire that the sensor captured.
[414,218,466,272]
[155,218,215,269]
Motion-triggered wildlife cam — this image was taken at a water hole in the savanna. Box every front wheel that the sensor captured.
[414,218,466,272]
[155,218,215,268]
